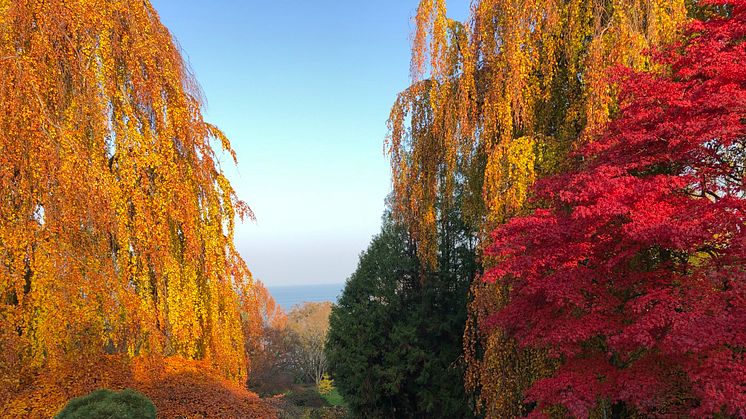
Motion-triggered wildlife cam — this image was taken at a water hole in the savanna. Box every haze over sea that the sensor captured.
[268,283,345,311]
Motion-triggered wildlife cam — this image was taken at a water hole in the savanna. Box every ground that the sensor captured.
[2,356,277,418]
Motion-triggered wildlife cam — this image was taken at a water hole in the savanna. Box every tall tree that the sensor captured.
[327,204,478,418]
[387,1,689,415]
[388,0,687,264]
[484,1,746,415]
[0,0,254,390]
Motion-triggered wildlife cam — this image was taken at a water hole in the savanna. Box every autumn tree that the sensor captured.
[483,1,746,415]
[387,0,690,415]
[243,280,292,395]
[0,0,256,402]
[389,0,687,263]
[244,280,288,338]
[287,301,332,385]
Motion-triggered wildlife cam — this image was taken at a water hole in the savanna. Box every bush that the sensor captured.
[316,373,334,396]
[319,388,345,407]
[55,388,156,419]
[285,387,328,408]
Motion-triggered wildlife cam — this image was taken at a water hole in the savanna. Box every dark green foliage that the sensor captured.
[55,388,156,419]
[326,206,478,418]
[285,387,328,408]
[320,387,346,407]
[273,386,351,419]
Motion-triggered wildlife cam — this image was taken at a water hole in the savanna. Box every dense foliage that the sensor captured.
[388,0,687,266]
[0,0,254,383]
[56,388,156,419]
[0,0,278,415]
[327,207,478,418]
[483,1,746,416]
[244,280,298,396]
[246,297,336,396]
[387,1,691,415]
[2,356,276,418]
[4,0,743,416]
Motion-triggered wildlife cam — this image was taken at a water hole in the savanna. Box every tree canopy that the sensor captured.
[387,0,692,415]
[388,0,687,267]
[484,1,746,415]
[0,0,255,398]
[327,206,478,418]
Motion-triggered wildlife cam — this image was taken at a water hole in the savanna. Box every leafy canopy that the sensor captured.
[0,0,257,402]
[484,1,746,415]
[389,1,689,416]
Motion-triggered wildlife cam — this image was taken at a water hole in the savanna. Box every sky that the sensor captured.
[150,0,470,286]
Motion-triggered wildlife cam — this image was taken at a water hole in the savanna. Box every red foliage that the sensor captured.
[142,358,277,418]
[483,1,746,416]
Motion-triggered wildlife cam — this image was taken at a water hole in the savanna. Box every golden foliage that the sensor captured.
[387,0,686,264]
[1,355,277,418]
[287,302,332,385]
[464,281,556,417]
[245,280,288,335]
[388,0,688,416]
[0,0,257,397]
[287,301,332,340]
[317,373,335,396]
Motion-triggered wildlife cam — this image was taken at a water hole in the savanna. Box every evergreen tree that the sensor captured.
[326,204,477,418]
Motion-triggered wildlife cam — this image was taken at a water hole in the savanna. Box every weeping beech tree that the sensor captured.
[388,0,687,265]
[0,0,254,386]
[386,0,687,416]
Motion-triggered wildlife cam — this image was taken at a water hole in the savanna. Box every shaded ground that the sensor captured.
[264,384,349,419]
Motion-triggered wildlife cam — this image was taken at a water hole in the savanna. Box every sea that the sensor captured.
[268,283,346,311]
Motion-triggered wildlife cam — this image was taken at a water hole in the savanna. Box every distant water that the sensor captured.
[268,283,345,311]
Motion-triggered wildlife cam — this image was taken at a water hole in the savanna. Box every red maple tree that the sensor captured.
[484,1,746,416]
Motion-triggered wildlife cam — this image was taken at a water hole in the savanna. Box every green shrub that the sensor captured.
[55,388,156,419]
[285,387,327,408]
[319,388,345,407]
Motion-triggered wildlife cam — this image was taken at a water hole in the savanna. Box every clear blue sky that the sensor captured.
[151,0,469,286]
